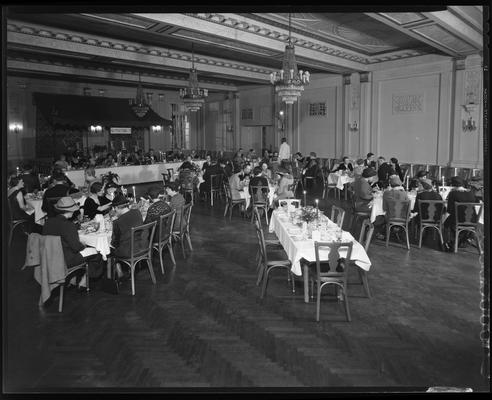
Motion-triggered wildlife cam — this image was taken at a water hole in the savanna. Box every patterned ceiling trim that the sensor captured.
[79,13,157,29]
[189,13,370,64]
[411,25,477,55]
[378,12,427,25]
[7,22,274,77]
[7,54,237,88]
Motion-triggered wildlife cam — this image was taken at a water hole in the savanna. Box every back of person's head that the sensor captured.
[451,176,465,187]
[90,181,103,194]
[390,157,398,164]
[367,152,374,158]
[378,156,385,161]
[389,176,403,187]
[343,156,349,162]
[356,158,364,166]
[23,164,33,171]
[52,171,66,182]
[147,186,163,200]
[253,166,262,176]
[164,181,181,192]
[9,176,21,188]
[281,137,286,143]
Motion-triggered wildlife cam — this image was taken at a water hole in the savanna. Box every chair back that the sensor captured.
[314,241,353,280]
[417,199,446,224]
[254,219,268,264]
[157,210,176,244]
[288,178,300,195]
[385,200,411,223]
[130,221,157,259]
[358,219,374,253]
[250,185,268,205]
[455,202,481,228]
[210,174,223,191]
[330,205,345,228]
[279,198,301,209]
[427,165,440,181]
[167,168,175,179]
[179,170,195,190]
[412,164,426,178]
[223,180,232,200]
[176,202,193,235]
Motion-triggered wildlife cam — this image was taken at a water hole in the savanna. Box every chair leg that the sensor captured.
[290,271,295,294]
[256,262,266,286]
[405,226,410,250]
[418,226,424,248]
[343,284,351,322]
[8,227,14,247]
[180,236,186,258]
[159,246,164,275]
[229,203,233,221]
[386,224,391,247]
[260,267,270,299]
[474,231,483,255]
[167,242,176,266]
[264,207,269,227]
[131,266,136,296]
[147,259,157,284]
[316,282,321,322]
[359,269,371,298]
[223,203,229,217]
[437,228,444,250]
[58,284,64,312]
[186,232,193,251]
[454,229,459,253]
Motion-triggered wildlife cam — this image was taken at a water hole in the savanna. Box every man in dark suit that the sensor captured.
[412,179,443,218]
[376,157,396,189]
[353,168,377,214]
[20,164,41,194]
[42,171,70,217]
[249,166,269,203]
[363,152,377,169]
[200,159,222,198]
[444,176,477,251]
[332,156,354,172]
[42,197,103,285]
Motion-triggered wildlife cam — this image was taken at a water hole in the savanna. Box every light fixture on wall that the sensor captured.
[462,104,477,132]
[90,125,102,133]
[158,93,164,102]
[130,73,150,118]
[348,121,358,132]
[98,89,105,97]
[9,123,23,134]
[151,125,162,133]
[179,42,208,112]
[270,13,310,104]
[83,87,91,96]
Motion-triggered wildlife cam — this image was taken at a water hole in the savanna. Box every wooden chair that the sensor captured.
[113,221,157,296]
[330,205,346,229]
[59,261,90,312]
[255,219,294,298]
[453,202,483,254]
[322,168,340,200]
[348,219,374,298]
[152,210,176,275]
[417,200,446,249]
[250,185,270,226]
[384,200,411,250]
[179,170,196,205]
[208,173,224,207]
[172,203,193,258]
[310,241,354,322]
[7,198,29,247]
[350,195,371,234]
[167,168,175,181]
[222,180,246,220]
[252,208,282,276]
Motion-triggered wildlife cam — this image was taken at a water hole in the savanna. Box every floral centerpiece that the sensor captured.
[101,171,120,185]
[300,206,318,223]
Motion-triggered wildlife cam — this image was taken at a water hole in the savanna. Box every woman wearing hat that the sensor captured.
[42,197,103,285]
[84,182,113,220]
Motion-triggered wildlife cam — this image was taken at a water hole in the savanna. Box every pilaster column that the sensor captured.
[360,72,372,160]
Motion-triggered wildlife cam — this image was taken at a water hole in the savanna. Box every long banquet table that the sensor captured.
[269,208,371,303]
[65,161,205,187]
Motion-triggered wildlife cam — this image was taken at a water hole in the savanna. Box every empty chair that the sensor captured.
[322,168,340,200]
[348,219,373,298]
[453,202,483,254]
[250,185,270,227]
[152,210,176,275]
[112,221,157,296]
[310,241,354,322]
[208,174,224,207]
[278,198,301,210]
[330,205,346,229]
[7,196,29,247]
[172,203,193,258]
[179,170,196,204]
[222,180,246,220]
[417,200,446,249]
[255,219,294,298]
[385,200,411,250]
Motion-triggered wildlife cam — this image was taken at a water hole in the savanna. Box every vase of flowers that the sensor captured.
[102,171,119,185]
[300,206,318,224]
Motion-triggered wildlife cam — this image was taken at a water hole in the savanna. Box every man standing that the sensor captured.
[278,137,291,168]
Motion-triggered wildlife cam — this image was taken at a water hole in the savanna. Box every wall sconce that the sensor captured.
[158,94,164,102]
[462,104,477,132]
[348,121,358,132]
[9,123,23,133]
[83,87,91,96]
[90,125,102,133]
[226,125,234,133]
[151,125,162,133]
[98,89,105,97]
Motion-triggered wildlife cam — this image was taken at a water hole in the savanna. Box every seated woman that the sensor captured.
[84,163,97,188]
[332,156,353,173]
[99,182,119,208]
[276,167,294,201]
[144,186,172,227]
[164,182,186,230]
[84,182,113,220]
[104,153,116,167]
[303,156,321,188]
[8,176,40,233]
[179,155,196,171]
[260,162,273,183]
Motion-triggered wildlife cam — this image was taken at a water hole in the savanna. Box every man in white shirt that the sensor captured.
[278,138,291,167]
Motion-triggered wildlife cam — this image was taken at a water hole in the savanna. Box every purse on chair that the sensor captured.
[101,258,119,295]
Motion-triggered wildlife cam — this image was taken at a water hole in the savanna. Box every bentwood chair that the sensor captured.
[453,202,483,254]
[330,205,346,229]
[348,219,374,298]
[223,180,246,220]
[152,210,176,275]
[250,185,270,226]
[113,221,157,296]
[172,203,193,258]
[255,219,295,298]
[208,173,224,207]
[252,208,283,279]
[350,195,371,234]
[384,200,411,250]
[7,199,29,247]
[417,200,446,250]
[179,170,196,205]
[310,241,354,322]
[322,168,340,200]
[59,261,90,312]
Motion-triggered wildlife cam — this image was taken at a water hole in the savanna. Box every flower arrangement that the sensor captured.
[300,206,318,223]
[101,171,119,185]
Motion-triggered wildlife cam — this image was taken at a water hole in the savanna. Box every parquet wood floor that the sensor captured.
[3,185,489,392]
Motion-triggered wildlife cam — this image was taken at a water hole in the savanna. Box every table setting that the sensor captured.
[78,214,113,261]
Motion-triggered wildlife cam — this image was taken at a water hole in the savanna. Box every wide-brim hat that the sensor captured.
[362,168,377,178]
[421,180,433,190]
[112,194,130,207]
[54,196,80,212]
[416,170,428,178]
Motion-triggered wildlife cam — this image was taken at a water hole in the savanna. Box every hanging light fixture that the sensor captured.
[179,42,208,112]
[130,73,150,118]
[270,13,310,104]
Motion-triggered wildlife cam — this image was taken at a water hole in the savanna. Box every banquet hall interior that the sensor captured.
[3,5,488,393]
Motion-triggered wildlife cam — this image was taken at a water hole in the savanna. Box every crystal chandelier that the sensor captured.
[270,13,310,104]
[130,73,150,118]
[180,43,208,112]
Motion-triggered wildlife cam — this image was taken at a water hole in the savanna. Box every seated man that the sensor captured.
[303,156,321,189]
[229,164,251,209]
[332,156,353,173]
[104,153,116,167]
[443,176,478,251]
[110,194,146,259]
[199,158,222,197]
[144,186,172,241]
[382,175,409,214]
[249,166,269,204]
[376,156,395,189]
[363,152,377,169]
[164,182,186,230]
[43,197,103,286]
[179,155,196,171]
[54,154,69,170]
[353,158,365,178]
[20,164,41,194]
[353,168,377,214]
[42,171,71,217]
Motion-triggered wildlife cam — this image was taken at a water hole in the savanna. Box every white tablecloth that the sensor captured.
[66,161,206,187]
[370,191,417,223]
[268,210,371,276]
[328,172,355,190]
[25,194,87,225]
[79,230,112,261]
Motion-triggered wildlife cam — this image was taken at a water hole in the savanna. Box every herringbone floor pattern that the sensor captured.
[4,187,488,392]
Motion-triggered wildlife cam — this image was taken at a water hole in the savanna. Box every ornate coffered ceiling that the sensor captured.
[6,7,483,94]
